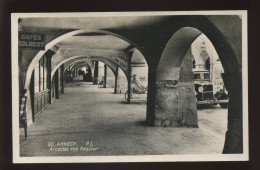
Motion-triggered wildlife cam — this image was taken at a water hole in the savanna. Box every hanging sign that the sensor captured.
[113,54,127,68]
[18,32,46,50]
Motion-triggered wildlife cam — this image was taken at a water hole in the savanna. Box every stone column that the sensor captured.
[54,70,59,99]
[98,62,104,83]
[146,66,156,126]
[93,61,99,85]
[127,55,132,104]
[69,66,72,82]
[114,66,118,94]
[30,70,35,121]
[61,64,64,93]
[47,52,52,104]
[154,48,198,127]
[222,72,243,153]
[75,68,77,77]
[104,64,107,88]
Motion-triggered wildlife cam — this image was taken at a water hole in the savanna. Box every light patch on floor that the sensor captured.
[20,78,227,156]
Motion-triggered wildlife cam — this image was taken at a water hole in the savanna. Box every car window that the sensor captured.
[204,73,210,80]
[194,73,200,80]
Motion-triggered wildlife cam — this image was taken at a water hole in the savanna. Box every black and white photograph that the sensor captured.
[11,11,248,163]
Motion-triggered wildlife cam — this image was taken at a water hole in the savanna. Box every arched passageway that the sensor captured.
[155,25,242,153]
[16,14,245,158]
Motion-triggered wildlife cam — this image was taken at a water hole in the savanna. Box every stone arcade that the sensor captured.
[17,14,243,155]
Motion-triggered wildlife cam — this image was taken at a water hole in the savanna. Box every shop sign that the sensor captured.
[18,32,46,50]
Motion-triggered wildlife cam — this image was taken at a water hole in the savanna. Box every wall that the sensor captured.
[106,66,115,88]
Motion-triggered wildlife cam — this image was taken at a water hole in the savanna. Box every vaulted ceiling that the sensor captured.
[19,16,157,64]
[19,16,170,30]
[56,35,131,50]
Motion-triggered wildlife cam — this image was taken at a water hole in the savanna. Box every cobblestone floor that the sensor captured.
[20,78,227,156]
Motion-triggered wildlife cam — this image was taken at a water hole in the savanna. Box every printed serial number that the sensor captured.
[48,141,77,147]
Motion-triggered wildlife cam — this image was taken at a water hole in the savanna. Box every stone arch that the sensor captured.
[64,59,117,77]
[24,30,87,92]
[65,60,92,72]
[71,62,91,72]
[22,28,151,128]
[23,29,146,98]
[156,27,202,80]
[51,56,126,81]
[65,60,93,78]
[155,22,242,153]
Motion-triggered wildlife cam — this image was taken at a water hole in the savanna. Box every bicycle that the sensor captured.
[92,77,98,84]
[125,74,147,100]
[98,76,105,88]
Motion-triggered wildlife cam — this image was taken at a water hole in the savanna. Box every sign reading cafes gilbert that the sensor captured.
[18,32,46,50]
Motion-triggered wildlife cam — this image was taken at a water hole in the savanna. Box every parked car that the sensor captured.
[193,69,228,108]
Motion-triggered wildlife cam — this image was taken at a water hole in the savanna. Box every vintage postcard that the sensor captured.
[12,11,248,163]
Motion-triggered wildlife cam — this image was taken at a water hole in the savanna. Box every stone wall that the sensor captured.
[106,66,115,88]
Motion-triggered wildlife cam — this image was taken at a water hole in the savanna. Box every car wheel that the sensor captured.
[219,103,228,109]
[125,91,128,101]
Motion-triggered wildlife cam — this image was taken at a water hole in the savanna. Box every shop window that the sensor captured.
[34,55,48,93]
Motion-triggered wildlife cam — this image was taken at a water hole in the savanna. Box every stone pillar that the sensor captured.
[30,70,35,122]
[146,66,156,126]
[93,61,99,85]
[47,53,52,104]
[104,64,107,88]
[222,72,243,153]
[73,69,76,77]
[69,66,72,82]
[127,55,132,104]
[64,70,68,83]
[114,66,118,94]
[61,64,64,93]
[98,62,104,83]
[154,48,198,127]
[54,70,59,99]
[74,69,77,77]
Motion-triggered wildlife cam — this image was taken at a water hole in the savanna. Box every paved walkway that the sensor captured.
[20,78,227,156]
